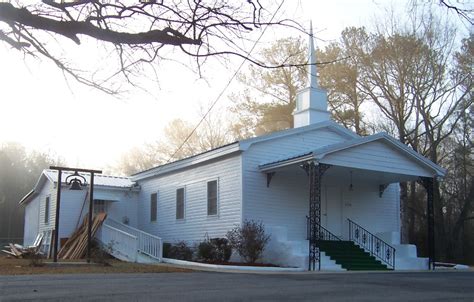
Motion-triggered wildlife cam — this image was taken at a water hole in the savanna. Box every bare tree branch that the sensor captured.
[0,3,201,45]
[0,1,309,94]
[439,0,473,25]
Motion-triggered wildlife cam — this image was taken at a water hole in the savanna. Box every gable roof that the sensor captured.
[238,120,358,150]
[132,120,357,181]
[259,132,446,178]
[131,142,241,180]
[42,170,135,188]
[19,170,136,205]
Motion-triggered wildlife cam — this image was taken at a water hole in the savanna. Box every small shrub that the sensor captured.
[197,240,216,261]
[27,253,45,267]
[210,238,232,262]
[167,241,193,261]
[163,242,172,258]
[226,220,270,264]
[91,239,114,266]
[197,238,232,262]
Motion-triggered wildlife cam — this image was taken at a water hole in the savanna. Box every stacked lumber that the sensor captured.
[2,238,43,258]
[58,213,107,259]
[2,233,44,258]
[1,243,30,258]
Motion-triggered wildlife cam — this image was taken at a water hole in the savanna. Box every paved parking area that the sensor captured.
[0,271,473,301]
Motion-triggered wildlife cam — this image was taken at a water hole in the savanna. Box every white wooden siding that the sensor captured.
[37,183,88,241]
[105,191,139,227]
[58,190,88,240]
[137,154,242,242]
[245,169,309,240]
[340,183,400,235]
[38,181,56,234]
[321,140,434,177]
[23,195,40,246]
[242,128,348,240]
[35,179,138,246]
[57,188,139,240]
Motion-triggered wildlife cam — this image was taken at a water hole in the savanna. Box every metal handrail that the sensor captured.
[103,224,138,240]
[105,219,162,241]
[347,218,396,269]
[104,218,163,261]
[101,224,139,262]
[306,216,342,242]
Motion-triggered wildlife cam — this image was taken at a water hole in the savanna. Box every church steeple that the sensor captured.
[293,22,330,128]
[308,21,318,88]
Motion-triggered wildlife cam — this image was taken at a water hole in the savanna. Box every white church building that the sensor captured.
[19,29,444,271]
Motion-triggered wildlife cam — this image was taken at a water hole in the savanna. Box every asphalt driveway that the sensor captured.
[0,271,473,301]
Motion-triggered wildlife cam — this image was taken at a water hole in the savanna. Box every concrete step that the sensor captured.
[320,241,389,271]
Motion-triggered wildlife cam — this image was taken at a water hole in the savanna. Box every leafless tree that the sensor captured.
[114,111,233,175]
[0,1,307,94]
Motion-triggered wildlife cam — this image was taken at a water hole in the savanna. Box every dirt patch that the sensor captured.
[0,255,190,275]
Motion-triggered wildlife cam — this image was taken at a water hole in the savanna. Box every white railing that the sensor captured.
[40,229,54,256]
[100,224,139,262]
[104,218,163,261]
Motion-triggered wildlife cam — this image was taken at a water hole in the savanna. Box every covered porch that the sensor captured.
[259,133,445,271]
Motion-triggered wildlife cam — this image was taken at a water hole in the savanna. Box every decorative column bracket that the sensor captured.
[266,172,276,188]
[303,161,331,271]
[379,184,389,198]
[418,176,435,270]
[300,164,310,176]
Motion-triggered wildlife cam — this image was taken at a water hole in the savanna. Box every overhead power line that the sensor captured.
[164,0,286,165]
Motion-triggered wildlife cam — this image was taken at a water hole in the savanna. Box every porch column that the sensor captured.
[419,177,435,270]
[304,162,330,271]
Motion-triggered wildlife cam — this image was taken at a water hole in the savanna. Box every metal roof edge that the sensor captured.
[19,171,52,205]
[240,120,358,151]
[18,189,36,206]
[57,183,139,191]
[259,153,313,172]
[132,122,359,181]
[259,132,446,178]
[378,133,447,177]
[131,143,241,181]
[313,133,446,177]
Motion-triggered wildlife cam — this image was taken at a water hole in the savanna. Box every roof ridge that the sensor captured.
[44,169,130,179]
[101,174,131,179]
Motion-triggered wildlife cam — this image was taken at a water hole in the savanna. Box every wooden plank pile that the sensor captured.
[2,233,44,258]
[58,212,107,259]
[2,243,30,258]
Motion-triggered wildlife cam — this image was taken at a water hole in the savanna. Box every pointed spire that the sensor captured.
[293,20,330,128]
[308,21,318,88]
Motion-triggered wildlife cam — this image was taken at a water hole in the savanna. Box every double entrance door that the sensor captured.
[321,186,343,238]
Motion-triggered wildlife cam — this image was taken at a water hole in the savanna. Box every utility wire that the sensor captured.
[164,0,285,165]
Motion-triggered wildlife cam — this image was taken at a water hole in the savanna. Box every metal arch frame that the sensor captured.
[303,161,331,271]
[49,166,102,263]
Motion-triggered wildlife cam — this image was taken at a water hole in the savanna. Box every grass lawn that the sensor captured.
[0,255,190,275]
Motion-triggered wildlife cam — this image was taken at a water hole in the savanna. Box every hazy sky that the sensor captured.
[0,0,458,171]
